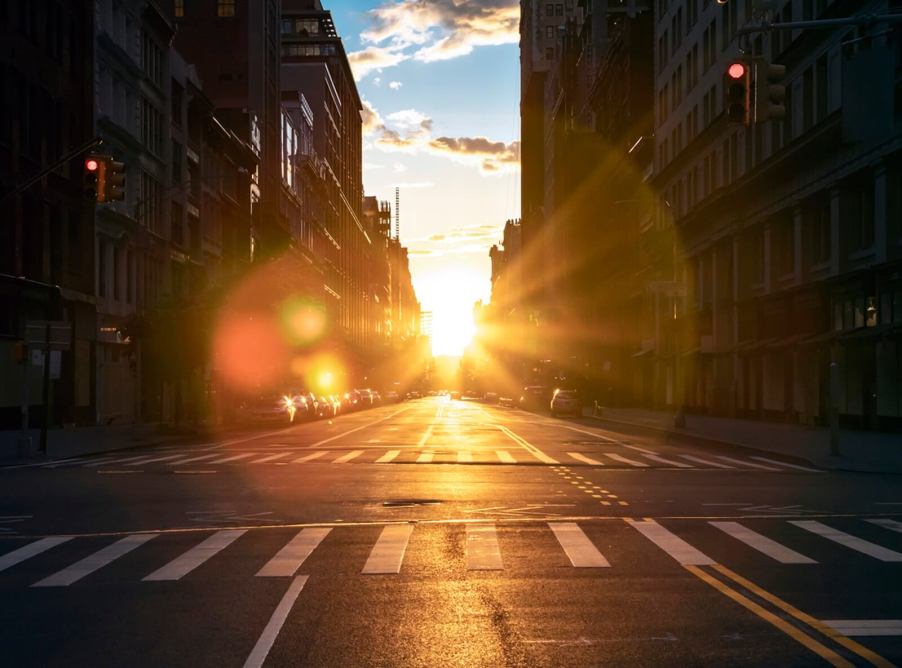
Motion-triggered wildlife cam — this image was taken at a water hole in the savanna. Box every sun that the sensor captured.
[415,266,484,357]
[431,307,476,357]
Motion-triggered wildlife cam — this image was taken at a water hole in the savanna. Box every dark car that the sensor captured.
[518,385,549,410]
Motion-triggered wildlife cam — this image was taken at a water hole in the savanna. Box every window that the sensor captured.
[171,140,182,186]
[173,0,184,18]
[98,240,107,298]
[844,176,875,251]
[556,4,563,16]
[546,4,554,17]
[140,172,162,235]
[141,99,162,155]
[217,0,235,18]
[545,47,553,60]
[546,25,554,39]
[171,82,182,127]
[113,247,120,300]
[126,250,134,304]
[141,32,162,86]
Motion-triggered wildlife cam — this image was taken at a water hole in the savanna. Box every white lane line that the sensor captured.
[242,575,309,668]
[822,620,902,637]
[256,528,332,577]
[716,455,780,470]
[124,454,188,466]
[83,454,152,467]
[494,424,558,464]
[549,522,610,567]
[604,453,649,468]
[621,443,658,455]
[293,451,328,464]
[165,453,221,466]
[33,533,159,587]
[362,525,414,574]
[207,453,257,465]
[457,450,473,463]
[417,403,443,448]
[567,452,604,466]
[496,450,517,464]
[332,450,364,464]
[42,457,91,468]
[551,424,622,443]
[867,519,902,534]
[0,536,73,573]
[626,519,715,565]
[466,524,503,570]
[375,450,401,464]
[306,405,412,449]
[790,521,902,562]
[416,451,435,463]
[144,529,247,581]
[680,454,735,469]
[710,521,816,564]
[641,453,693,468]
[250,453,293,464]
[750,456,823,473]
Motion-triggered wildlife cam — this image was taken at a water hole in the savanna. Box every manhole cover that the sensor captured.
[382,499,443,507]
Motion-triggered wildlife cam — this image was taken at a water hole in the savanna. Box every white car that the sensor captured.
[550,389,580,417]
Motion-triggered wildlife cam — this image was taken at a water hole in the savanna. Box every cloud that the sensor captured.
[428,136,520,174]
[393,163,408,173]
[393,181,435,189]
[407,223,504,258]
[363,162,385,170]
[349,0,519,79]
[363,102,434,151]
[389,80,403,90]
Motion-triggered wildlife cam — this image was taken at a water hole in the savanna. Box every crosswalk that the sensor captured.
[19,447,825,472]
[2,518,900,588]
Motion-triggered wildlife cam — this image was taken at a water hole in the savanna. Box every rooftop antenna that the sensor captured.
[394,187,400,239]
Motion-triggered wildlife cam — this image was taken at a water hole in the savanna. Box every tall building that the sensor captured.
[652,0,902,431]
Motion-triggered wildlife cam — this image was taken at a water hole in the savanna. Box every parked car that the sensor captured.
[550,389,581,417]
[518,385,549,410]
[238,394,295,424]
[384,390,400,403]
[449,390,461,400]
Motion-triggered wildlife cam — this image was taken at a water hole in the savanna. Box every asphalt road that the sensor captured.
[1,397,901,667]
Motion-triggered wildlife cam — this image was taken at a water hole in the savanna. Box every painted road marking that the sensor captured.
[567,453,604,466]
[83,454,152,467]
[496,450,517,464]
[494,424,558,464]
[375,450,401,464]
[868,519,902,534]
[416,451,435,463]
[0,536,73,573]
[242,575,308,668]
[33,533,158,587]
[332,450,364,464]
[362,525,414,574]
[457,450,473,463]
[257,528,332,577]
[790,521,902,562]
[292,451,328,463]
[250,453,293,464]
[680,454,735,469]
[626,519,715,565]
[604,453,649,468]
[466,524,503,570]
[823,620,902,637]
[750,456,822,472]
[305,405,412,449]
[165,453,220,466]
[710,521,816,564]
[42,457,91,468]
[124,454,187,466]
[144,529,246,581]
[549,523,609,567]
[207,453,256,465]
[641,453,692,468]
[716,455,780,470]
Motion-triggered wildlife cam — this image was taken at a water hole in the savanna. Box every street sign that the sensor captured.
[25,320,71,351]
[30,350,62,379]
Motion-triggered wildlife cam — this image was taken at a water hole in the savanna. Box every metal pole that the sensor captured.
[738,13,902,36]
[1,137,102,203]
[39,323,51,454]
[829,359,841,457]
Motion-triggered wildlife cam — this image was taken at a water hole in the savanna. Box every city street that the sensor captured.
[1,396,901,667]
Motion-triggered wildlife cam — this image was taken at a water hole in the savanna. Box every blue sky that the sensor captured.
[325,0,521,355]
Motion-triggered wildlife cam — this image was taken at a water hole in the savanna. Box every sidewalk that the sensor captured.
[583,406,902,474]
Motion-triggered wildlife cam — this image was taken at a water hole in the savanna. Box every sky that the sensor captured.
[325,0,521,356]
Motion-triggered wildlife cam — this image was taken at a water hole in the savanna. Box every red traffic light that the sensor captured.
[727,62,746,79]
[85,158,99,172]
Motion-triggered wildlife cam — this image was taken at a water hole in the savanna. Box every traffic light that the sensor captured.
[97,157,126,202]
[754,60,787,123]
[83,156,99,201]
[724,60,752,126]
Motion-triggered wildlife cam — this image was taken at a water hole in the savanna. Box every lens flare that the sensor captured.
[212,315,290,391]
[281,298,328,346]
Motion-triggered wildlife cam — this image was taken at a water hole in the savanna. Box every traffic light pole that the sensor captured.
[738,13,902,36]
[0,136,102,203]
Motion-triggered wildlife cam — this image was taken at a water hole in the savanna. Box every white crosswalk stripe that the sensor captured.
[641,453,693,468]
[124,454,187,466]
[144,530,247,581]
[790,521,902,562]
[292,451,329,463]
[466,524,503,570]
[362,525,413,574]
[604,453,649,468]
[716,455,779,470]
[567,452,604,466]
[496,450,516,464]
[710,521,816,564]
[332,450,364,464]
[549,522,609,567]
[207,452,257,465]
[375,450,401,463]
[749,456,822,473]
[166,453,221,466]
[416,451,434,463]
[679,454,735,469]
[42,457,91,468]
[257,528,332,577]
[457,450,473,463]
[33,534,158,587]
[83,454,152,467]
[626,519,715,565]
[250,453,293,464]
[0,536,73,573]
[867,519,902,534]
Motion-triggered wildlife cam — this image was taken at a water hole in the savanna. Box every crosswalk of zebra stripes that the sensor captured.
[20,448,824,472]
[2,518,899,588]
